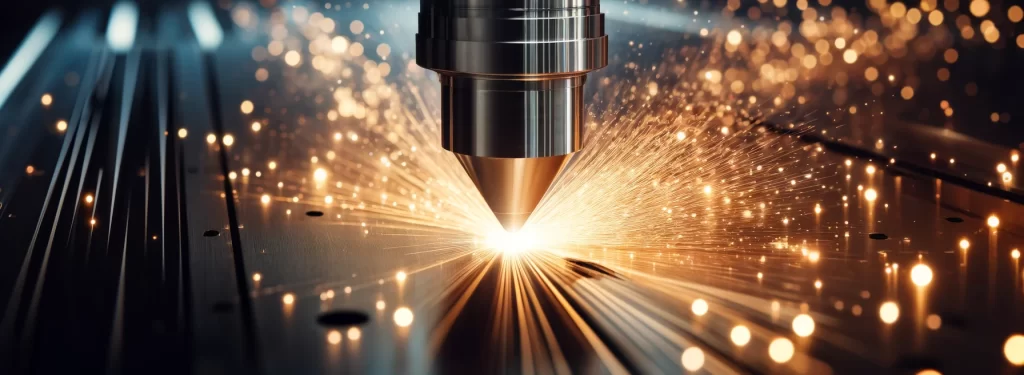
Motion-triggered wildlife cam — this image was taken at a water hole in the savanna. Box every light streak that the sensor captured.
[213,0,1024,371]
[187,1,224,51]
[0,11,61,110]
[106,2,139,53]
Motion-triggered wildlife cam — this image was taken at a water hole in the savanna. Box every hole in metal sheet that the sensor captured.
[306,210,324,217]
[203,230,220,237]
[317,310,370,327]
[945,217,964,223]
[868,233,888,240]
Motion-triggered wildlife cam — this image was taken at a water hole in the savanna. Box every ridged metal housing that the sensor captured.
[416,0,608,158]
[417,0,608,230]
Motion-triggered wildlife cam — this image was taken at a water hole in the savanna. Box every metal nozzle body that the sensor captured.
[416,0,608,231]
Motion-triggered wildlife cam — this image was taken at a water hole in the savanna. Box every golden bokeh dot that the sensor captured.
[1017,34,1024,48]
[879,301,900,324]
[865,67,879,81]
[961,25,976,39]
[864,188,878,202]
[768,338,795,363]
[981,20,1000,42]
[56,120,68,132]
[394,307,414,327]
[726,30,743,46]
[284,50,301,66]
[926,314,942,330]
[937,68,950,81]
[240,100,254,114]
[41,93,53,106]
[255,68,269,81]
[987,214,1000,228]
[900,86,915,100]
[792,314,815,337]
[907,8,922,23]
[842,49,858,64]
[347,327,362,340]
[349,20,364,34]
[681,347,705,371]
[376,43,391,59]
[327,330,341,345]
[332,36,349,53]
[1011,6,1024,22]
[1006,334,1024,366]
[943,48,958,63]
[890,2,907,17]
[910,264,933,286]
[928,10,944,25]
[969,0,990,17]
[691,298,709,316]
[350,42,364,57]
[730,325,751,346]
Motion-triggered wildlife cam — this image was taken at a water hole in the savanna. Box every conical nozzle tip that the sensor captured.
[494,212,531,232]
[455,153,573,232]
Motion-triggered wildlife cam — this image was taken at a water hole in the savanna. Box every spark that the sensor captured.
[910,264,933,286]
[211,2,1023,371]
[879,302,900,324]
[394,307,414,327]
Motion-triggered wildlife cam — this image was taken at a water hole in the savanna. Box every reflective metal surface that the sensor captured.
[441,76,585,158]
[416,0,607,75]
[2,1,1024,375]
[456,153,573,231]
[418,0,608,229]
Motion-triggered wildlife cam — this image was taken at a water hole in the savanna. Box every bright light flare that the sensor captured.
[394,307,414,327]
[484,229,538,255]
[910,264,933,286]
[730,325,751,346]
[187,1,224,51]
[106,2,139,53]
[1006,334,1024,366]
[792,314,815,337]
[769,337,795,363]
[880,301,900,324]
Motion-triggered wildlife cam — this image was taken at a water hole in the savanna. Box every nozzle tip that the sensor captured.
[495,212,531,232]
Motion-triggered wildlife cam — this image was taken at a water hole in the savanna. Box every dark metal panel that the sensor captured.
[171,42,258,374]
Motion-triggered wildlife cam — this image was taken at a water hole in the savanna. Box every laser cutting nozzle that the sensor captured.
[416,0,607,232]
[456,153,573,232]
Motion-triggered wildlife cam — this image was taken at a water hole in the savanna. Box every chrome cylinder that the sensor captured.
[416,0,608,158]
